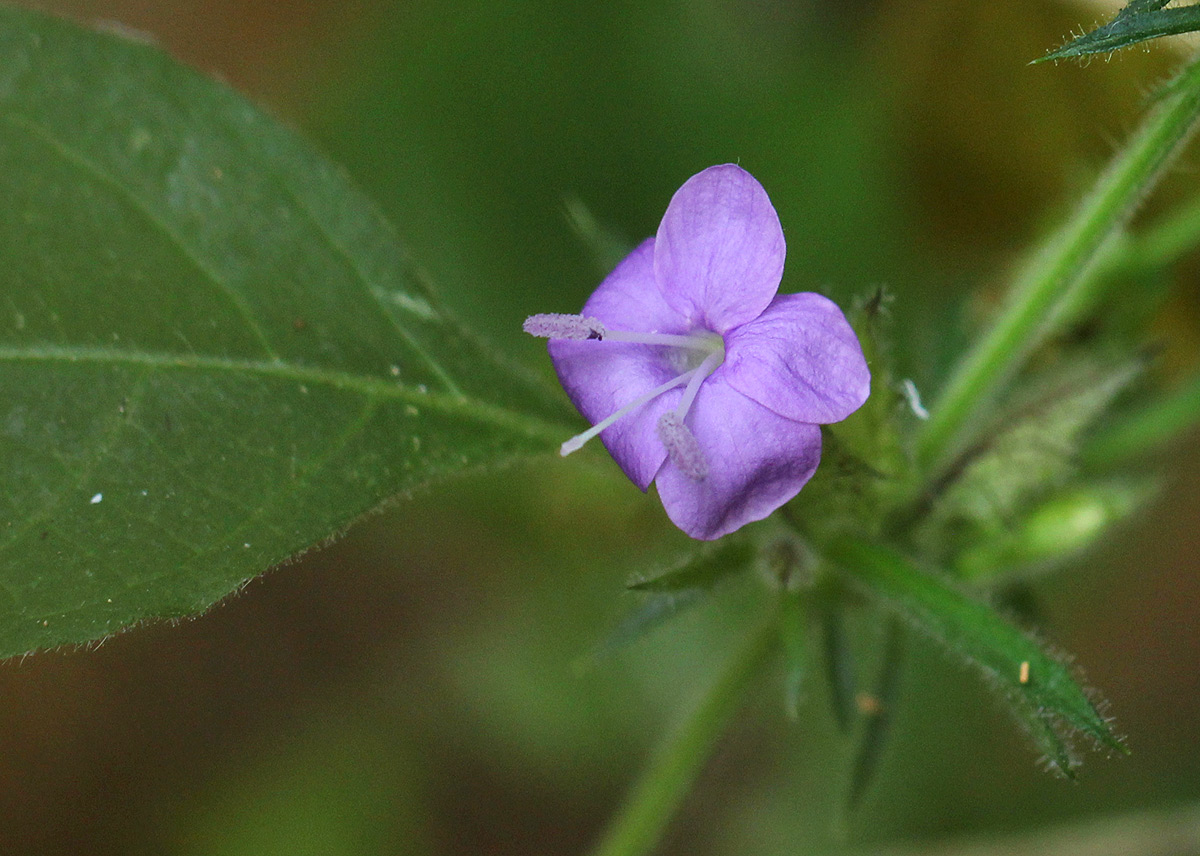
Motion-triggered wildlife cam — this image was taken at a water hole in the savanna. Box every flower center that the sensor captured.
[669,330,723,373]
[524,313,724,479]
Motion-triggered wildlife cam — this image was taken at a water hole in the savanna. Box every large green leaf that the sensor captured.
[0,8,573,656]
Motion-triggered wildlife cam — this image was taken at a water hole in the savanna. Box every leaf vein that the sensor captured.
[0,369,153,578]
[210,397,382,556]
[0,344,569,443]
[2,112,282,361]
[280,184,466,398]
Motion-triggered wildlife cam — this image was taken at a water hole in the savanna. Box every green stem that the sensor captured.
[1057,188,1200,324]
[588,617,777,856]
[915,54,1200,477]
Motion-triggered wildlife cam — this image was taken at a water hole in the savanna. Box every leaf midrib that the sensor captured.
[0,344,572,442]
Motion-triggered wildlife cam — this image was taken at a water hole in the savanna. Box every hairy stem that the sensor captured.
[915,54,1200,477]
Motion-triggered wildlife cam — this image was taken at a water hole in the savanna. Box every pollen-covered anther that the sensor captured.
[523,313,606,340]
[657,412,708,480]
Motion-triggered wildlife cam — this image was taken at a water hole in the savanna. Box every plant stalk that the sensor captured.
[587,617,776,856]
[915,54,1200,478]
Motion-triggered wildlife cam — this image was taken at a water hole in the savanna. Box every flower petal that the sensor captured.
[654,375,822,540]
[654,164,785,333]
[723,292,870,425]
[549,238,687,490]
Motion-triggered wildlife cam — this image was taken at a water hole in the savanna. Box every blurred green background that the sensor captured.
[3,0,1200,853]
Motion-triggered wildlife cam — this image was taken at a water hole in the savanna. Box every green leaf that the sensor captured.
[847,617,905,807]
[1124,0,1174,13]
[627,537,756,593]
[584,540,758,665]
[583,590,708,668]
[1037,2,1200,63]
[0,8,573,657]
[779,590,811,720]
[826,538,1124,777]
[817,587,859,733]
[833,289,907,483]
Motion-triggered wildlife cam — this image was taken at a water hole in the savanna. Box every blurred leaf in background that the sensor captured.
[305,0,911,343]
[174,707,432,856]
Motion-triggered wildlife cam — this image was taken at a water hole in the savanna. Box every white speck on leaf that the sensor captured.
[390,292,437,320]
[128,126,152,153]
[372,287,438,320]
[97,20,158,46]
[90,493,103,505]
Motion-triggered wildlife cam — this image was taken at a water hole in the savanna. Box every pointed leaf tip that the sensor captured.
[1036,3,1200,62]
[826,537,1123,774]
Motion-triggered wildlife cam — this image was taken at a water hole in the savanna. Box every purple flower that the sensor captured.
[525,164,870,539]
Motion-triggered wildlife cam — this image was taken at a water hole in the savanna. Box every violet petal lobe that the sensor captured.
[723,292,871,425]
[548,238,686,490]
[654,374,823,540]
[653,164,785,334]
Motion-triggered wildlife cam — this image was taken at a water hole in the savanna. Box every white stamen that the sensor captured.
[523,313,606,340]
[901,379,929,420]
[523,314,715,350]
[560,368,698,456]
[674,348,724,420]
[599,330,716,349]
[657,413,708,480]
